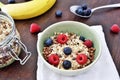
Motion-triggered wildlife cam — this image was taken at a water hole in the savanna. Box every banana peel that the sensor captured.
[0,0,56,20]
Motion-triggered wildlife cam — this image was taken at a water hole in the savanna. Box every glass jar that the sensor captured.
[0,11,31,68]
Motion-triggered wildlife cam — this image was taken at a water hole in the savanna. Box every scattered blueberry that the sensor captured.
[75,7,84,15]
[63,47,72,55]
[81,4,87,10]
[44,38,53,46]
[55,10,62,17]
[8,0,15,3]
[62,60,71,69]
[79,36,85,41]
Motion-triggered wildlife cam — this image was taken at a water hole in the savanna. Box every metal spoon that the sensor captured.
[70,3,120,18]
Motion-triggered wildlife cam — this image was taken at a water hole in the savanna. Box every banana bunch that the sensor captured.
[0,0,56,20]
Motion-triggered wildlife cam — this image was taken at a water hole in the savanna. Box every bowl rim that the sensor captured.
[37,21,101,73]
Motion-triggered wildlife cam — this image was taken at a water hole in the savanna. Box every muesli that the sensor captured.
[43,32,95,70]
[0,18,20,67]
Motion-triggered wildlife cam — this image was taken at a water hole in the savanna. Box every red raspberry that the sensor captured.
[48,54,60,66]
[83,39,93,48]
[57,34,68,44]
[110,24,120,33]
[30,23,41,33]
[76,54,88,65]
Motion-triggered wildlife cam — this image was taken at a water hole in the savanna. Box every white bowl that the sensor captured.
[37,21,101,76]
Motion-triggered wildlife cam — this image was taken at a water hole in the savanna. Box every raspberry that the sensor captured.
[57,34,68,44]
[83,39,93,48]
[30,23,41,34]
[76,54,88,65]
[48,54,60,66]
[110,24,120,33]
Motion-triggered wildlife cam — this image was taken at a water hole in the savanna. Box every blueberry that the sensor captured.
[81,4,87,10]
[8,0,15,3]
[55,10,62,17]
[62,60,71,69]
[82,9,92,16]
[63,47,72,55]
[79,36,85,41]
[85,8,92,16]
[75,7,84,15]
[44,38,53,46]
[83,10,88,16]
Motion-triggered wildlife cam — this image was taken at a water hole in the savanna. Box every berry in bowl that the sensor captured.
[37,21,101,76]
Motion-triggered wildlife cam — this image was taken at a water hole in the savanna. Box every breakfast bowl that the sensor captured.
[37,21,101,76]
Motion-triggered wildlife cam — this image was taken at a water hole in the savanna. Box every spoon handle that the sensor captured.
[92,3,120,12]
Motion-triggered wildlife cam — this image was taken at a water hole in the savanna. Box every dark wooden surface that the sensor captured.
[0,0,120,80]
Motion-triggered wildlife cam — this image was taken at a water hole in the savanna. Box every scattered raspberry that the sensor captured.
[76,54,88,65]
[48,54,60,66]
[83,39,93,48]
[110,24,120,33]
[57,34,68,44]
[30,23,41,33]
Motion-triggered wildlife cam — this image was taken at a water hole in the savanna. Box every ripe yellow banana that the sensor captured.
[0,0,56,20]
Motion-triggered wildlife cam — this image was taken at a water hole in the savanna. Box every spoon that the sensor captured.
[70,3,120,18]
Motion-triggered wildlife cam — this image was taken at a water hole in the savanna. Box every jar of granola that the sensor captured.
[0,11,31,68]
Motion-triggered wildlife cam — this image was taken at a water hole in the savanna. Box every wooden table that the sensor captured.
[0,0,120,80]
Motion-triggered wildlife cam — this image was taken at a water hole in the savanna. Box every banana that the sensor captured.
[0,0,56,20]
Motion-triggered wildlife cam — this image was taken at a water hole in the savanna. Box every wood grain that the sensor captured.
[0,0,120,80]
